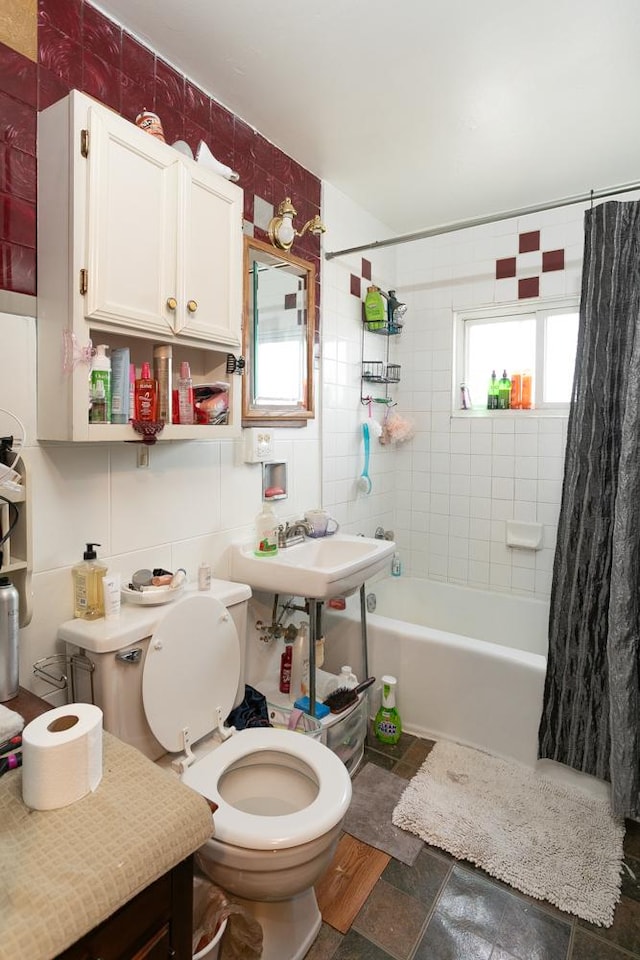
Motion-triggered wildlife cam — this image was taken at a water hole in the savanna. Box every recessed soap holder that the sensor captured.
[262,461,287,501]
[505,520,543,550]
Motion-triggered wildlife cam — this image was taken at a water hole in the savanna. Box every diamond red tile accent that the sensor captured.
[351,274,361,298]
[362,259,372,281]
[542,249,565,272]
[518,276,539,299]
[519,230,540,253]
[82,49,122,114]
[38,22,83,88]
[0,193,36,247]
[496,256,516,279]
[38,0,82,42]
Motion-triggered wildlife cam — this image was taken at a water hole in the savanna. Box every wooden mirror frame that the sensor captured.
[242,235,316,426]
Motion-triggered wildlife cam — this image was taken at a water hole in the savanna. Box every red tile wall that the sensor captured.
[0,1,322,308]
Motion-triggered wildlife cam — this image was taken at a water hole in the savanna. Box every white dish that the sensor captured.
[121,584,185,606]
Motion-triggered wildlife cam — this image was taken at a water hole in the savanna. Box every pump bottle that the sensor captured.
[72,543,108,620]
[89,344,111,423]
[254,505,278,557]
[134,362,158,421]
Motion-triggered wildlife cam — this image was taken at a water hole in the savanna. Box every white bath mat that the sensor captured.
[392,739,625,926]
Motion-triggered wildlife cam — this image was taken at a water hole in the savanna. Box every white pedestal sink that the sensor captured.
[229,533,395,599]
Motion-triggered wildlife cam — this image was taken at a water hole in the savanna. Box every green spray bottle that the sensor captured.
[374,675,402,745]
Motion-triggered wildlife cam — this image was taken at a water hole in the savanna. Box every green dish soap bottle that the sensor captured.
[374,675,402,745]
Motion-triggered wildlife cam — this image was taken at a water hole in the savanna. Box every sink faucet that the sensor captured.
[277,520,313,548]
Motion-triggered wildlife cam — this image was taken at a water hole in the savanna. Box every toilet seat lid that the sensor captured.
[143,594,240,753]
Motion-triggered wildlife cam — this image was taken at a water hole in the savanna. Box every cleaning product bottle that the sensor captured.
[339,666,358,689]
[290,621,309,702]
[364,285,386,330]
[391,552,402,576]
[178,361,194,425]
[254,504,279,557]
[89,344,111,423]
[374,675,402,745]
[72,543,108,620]
[134,362,158,421]
[279,640,293,694]
[498,369,511,410]
[510,373,522,410]
[487,370,499,410]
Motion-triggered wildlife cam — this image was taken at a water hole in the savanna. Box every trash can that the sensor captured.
[193,874,228,960]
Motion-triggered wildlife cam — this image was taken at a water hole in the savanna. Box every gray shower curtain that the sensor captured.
[538,199,640,819]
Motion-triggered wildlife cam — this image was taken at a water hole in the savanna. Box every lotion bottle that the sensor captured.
[72,543,108,620]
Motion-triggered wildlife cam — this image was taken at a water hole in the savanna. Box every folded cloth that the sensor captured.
[0,703,24,741]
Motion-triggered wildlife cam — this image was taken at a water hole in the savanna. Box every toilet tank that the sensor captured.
[58,580,251,761]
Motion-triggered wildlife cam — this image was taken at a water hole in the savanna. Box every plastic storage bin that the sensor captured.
[325,695,368,775]
[267,702,324,740]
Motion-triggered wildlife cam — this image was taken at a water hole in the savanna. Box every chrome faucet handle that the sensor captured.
[374,526,385,539]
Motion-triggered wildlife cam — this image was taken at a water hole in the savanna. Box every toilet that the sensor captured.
[58,580,352,960]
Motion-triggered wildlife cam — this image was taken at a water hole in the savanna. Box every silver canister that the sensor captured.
[0,577,19,702]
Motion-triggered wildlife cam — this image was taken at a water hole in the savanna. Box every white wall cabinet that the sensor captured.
[37,90,244,442]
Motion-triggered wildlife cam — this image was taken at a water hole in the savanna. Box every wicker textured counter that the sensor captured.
[0,728,214,960]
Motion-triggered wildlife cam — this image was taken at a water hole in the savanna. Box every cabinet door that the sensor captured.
[84,104,179,335]
[175,164,243,347]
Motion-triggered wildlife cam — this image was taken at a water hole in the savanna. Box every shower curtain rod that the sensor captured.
[324,179,640,261]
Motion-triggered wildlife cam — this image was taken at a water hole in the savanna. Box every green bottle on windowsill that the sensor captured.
[374,675,402,745]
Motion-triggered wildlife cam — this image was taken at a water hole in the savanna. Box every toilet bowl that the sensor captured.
[58,582,352,960]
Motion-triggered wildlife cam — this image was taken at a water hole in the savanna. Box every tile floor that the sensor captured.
[307,728,640,960]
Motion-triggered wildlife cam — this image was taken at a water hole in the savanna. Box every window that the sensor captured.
[455,300,579,411]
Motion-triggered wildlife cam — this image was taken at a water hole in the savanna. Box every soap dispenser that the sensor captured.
[72,543,108,620]
[254,504,279,557]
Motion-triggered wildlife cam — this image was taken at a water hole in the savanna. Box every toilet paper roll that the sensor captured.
[22,703,103,811]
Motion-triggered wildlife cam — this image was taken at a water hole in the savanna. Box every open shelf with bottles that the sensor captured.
[1,456,32,627]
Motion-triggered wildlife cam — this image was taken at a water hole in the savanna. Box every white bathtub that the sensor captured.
[323,576,549,767]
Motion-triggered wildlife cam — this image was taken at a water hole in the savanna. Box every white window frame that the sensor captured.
[453,297,579,413]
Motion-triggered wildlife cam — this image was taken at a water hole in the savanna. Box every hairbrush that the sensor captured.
[323,677,375,714]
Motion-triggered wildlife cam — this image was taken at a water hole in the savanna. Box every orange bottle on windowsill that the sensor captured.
[521,372,532,409]
[510,373,522,409]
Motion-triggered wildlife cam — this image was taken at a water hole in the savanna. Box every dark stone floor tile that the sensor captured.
[305,922,343,959]
[390,759,418,780]
[353,878,428,958]
[332,928,394,959]
[621,856,640,903]
[495,895,572,960]
[366,721,416,759]
[413,865,511,960]
[578,895,640,954]
[360,747,396,772]
[570,928,638,959]
[624,820,640,860]
[402,737,435,766]
[382,847,450,907]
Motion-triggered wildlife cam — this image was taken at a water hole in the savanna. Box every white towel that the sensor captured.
[0,703,24,740]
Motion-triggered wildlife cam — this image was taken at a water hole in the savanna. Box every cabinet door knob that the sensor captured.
[166,297,177,310]
[187,299,198,313]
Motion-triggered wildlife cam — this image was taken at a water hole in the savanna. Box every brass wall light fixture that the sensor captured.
[267,197,326,251]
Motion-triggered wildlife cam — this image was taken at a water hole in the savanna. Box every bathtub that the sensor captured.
[323,576,549,767]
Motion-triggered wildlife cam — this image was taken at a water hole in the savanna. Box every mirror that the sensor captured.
[242,236,316,425]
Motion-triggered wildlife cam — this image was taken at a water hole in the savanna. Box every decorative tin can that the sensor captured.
[135,110,166,142]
